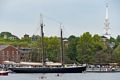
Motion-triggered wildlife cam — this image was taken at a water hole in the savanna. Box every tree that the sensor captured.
[67,35,78,63]
[115,35,120,48]
[77,32,94,63]
[93,34,104,51]
[92,34,107,63]
[116,35,120,43]
[0,32,12,38]
[113,45,120,63]
[44,36,60,62]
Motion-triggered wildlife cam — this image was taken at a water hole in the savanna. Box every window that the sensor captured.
[12,51,14,61]
[12,51,14,57]
[7,51,9,57]
[16,51,19,61]
[2,51,4,55]
[6,51,9,60]
[2,51,4,60]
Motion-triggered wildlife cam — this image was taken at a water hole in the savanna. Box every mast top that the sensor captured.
[40,14,43,27]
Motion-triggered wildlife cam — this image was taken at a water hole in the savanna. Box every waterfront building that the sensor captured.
[0,45,20,64]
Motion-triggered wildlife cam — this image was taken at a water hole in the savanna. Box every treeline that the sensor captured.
[0,32,120,64]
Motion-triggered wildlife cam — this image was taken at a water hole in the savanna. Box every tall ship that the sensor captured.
[9,16,86,73]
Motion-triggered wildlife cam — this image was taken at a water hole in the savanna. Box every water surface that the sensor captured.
[0,72,120,80]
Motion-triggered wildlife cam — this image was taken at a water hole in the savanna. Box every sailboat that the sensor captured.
[9,17,86,73]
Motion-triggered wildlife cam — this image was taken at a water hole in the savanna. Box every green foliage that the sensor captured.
[0,32,12,38]
[0,32,19,40]
[44,36,60,62]
[68,35,78,62]
[0,31,120,64]
[113,45,120,63]
[77,32,94,63]
[93,34,105,51]
[115,35,120,48]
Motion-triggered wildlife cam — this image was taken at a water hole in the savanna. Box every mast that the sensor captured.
[60,27,64,66]
[40,14,45,66]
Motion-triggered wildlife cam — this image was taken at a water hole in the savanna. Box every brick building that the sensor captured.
[0,45,20,64]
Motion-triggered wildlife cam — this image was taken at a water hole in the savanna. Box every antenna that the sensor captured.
[104,0,110,38]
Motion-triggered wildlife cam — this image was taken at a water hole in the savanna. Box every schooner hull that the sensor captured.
[9,66,86,73]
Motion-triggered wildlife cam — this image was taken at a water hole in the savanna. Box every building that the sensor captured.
[0,45,20,64]
[19,47,32,62]
[23,34,29,39]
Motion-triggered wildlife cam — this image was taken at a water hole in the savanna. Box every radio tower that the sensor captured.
[104,1,110,38]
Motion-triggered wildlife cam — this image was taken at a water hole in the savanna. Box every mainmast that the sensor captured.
[60,25,64,66]
[40,14,45,66]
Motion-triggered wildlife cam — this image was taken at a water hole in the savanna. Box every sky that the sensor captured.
[0,0,120,38]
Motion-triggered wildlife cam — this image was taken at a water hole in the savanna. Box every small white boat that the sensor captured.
[0,69,9,76]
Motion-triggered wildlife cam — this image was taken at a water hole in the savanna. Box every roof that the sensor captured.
[0,45,9,51]
[19,48,32,54]
[0,45,19,51]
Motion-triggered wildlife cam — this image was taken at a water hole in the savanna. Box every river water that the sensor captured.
[0,72,120,80]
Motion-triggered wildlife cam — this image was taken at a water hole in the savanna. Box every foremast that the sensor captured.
[60,27,64,67]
